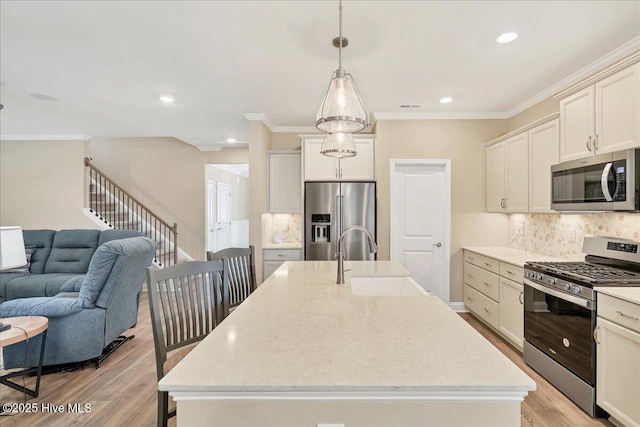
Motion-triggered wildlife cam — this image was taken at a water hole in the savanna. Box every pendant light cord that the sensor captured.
[338,0,343,72]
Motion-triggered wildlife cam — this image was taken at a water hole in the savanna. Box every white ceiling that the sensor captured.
[1,1,639,150]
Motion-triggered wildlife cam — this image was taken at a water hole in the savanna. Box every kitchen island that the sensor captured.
[159,261,535,427]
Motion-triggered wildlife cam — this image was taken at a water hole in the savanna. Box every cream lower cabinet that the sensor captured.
[595,293,640,427]
[464,250,524,350]
[262,248,301,282]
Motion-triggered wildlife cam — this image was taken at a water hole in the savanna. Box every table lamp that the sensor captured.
[0,226,27,332]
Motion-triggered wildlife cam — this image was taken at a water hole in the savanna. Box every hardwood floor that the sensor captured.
[0,296,616,426]
[460,313,614,427]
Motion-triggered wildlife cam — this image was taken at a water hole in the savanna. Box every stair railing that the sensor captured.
[84,157,178,267]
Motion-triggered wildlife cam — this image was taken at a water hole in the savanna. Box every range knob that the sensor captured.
[561,283,571,291]
[570,286,582,295]
[547,278,556,286]
[535,273,543,281]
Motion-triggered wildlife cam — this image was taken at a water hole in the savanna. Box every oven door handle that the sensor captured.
[524,279,595,310]
[601,162,613,202]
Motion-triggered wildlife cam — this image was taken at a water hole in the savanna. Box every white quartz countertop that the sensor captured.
[263,243,303,249]
[595,287,640,305]
[159,261,535,396]
[463,246,568,266]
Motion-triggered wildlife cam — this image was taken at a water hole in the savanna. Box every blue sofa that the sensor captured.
[0,229,156,367]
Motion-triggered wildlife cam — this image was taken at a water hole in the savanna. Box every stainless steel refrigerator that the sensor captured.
[304,182,376,261]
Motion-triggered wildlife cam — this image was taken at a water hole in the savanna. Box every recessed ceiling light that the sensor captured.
[496,32,518,44]
[226,138,236,143]
[159,95,175,103]
[30,93,58,101]
[439,97,453,104]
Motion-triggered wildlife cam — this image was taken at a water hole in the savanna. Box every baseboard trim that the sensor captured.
[449,302,467,312]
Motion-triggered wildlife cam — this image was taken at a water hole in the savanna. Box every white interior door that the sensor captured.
[215,182,232,251]
[206,180,216,252]
[390,160,450,303]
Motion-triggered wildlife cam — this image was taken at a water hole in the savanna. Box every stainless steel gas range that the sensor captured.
[523,236,640,417]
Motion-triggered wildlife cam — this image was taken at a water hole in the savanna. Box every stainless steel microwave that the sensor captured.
[551,148,639,211]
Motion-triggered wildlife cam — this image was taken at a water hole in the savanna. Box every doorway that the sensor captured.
[390,159,451,303]
[205,164,249,253]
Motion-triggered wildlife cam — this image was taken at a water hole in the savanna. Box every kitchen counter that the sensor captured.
[160,260,535,427]
[463,246,566,266]
[594,287,640,305]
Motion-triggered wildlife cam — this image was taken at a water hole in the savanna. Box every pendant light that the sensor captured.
[320,132,357,158]
[317,0,368,135]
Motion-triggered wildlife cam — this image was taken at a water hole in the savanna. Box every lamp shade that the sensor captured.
[0,226,27,270]
[316,71,367,133]
[320,132,357,158]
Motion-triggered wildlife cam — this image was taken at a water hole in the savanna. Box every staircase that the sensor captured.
[84,157,180,267]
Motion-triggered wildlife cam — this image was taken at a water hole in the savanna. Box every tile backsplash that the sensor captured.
[509,213,640,260]
[262,213,302,245]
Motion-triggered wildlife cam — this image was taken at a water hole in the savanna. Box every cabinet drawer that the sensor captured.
[464,262,499,302]
[463,251,500,274]
[464,284,500,330]
[500,262,524,284]
[598,293,640,334]
[263,249,302,261]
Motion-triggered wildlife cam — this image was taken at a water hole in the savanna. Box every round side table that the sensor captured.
[0,316,48,397]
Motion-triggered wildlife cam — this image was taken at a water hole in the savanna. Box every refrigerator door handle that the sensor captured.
[335,194,341,254]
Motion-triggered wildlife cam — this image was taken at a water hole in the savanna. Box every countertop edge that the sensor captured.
[463,246,567,266]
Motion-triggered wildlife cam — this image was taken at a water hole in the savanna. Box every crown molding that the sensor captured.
[0,134,91,141]
[484,113,559,147]
[509,36,640,114]
[243,113,274,132]
[372,112,509,120]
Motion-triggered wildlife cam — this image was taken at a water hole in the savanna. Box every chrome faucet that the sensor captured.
[336,225,377,285]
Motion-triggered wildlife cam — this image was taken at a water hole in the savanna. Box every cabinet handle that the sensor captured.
[467,274,474,279]
[506,270,515,275]
[340,168,343,179]
[586,136,592,152]
[484,262,492,267]
[483,282,491,287]
[278,254,287,258]
[519,291,524,305]
[467,256,475,261]
[484,308,491,314]
[593,134,599,151]
[466,296,474,302]
[335,168,338,179]
[593,326,600,344]
[616,310,640,321]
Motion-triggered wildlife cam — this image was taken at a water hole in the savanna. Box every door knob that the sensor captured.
[433,242,442,247]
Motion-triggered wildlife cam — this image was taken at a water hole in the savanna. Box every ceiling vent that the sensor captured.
[399,104,422,108]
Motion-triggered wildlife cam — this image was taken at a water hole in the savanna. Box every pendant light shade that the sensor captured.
[316,71,367,133]
[316,0,368,135]
[320,132,357,158]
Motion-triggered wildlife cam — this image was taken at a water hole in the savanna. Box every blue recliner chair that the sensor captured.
[0,236,156,368]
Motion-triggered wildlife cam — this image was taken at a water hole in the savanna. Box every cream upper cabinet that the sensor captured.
[486,133,528,213]
[486,114,558,214]
[560,86,595,161]
[595,63,640,154]
[268,152,302,213]
[505,133,529,212]
[528,119,559,213]
[560,63,640,162]
[302,136,375,181]
[486,141,506,212]
[595,293,640,427]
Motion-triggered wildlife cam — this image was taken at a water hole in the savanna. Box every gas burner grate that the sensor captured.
[527,261,640,284]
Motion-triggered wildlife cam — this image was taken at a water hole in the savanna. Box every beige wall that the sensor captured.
[202,147,249,164]
[205,166,249,221]
[375,120,510,302]
[506,97,560,132]
[271,133,302,150]
[90,137,206,260]
[248,121,272,282]
[0,139,98,230]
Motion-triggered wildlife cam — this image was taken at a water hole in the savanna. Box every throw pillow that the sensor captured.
[3,245,36,274]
